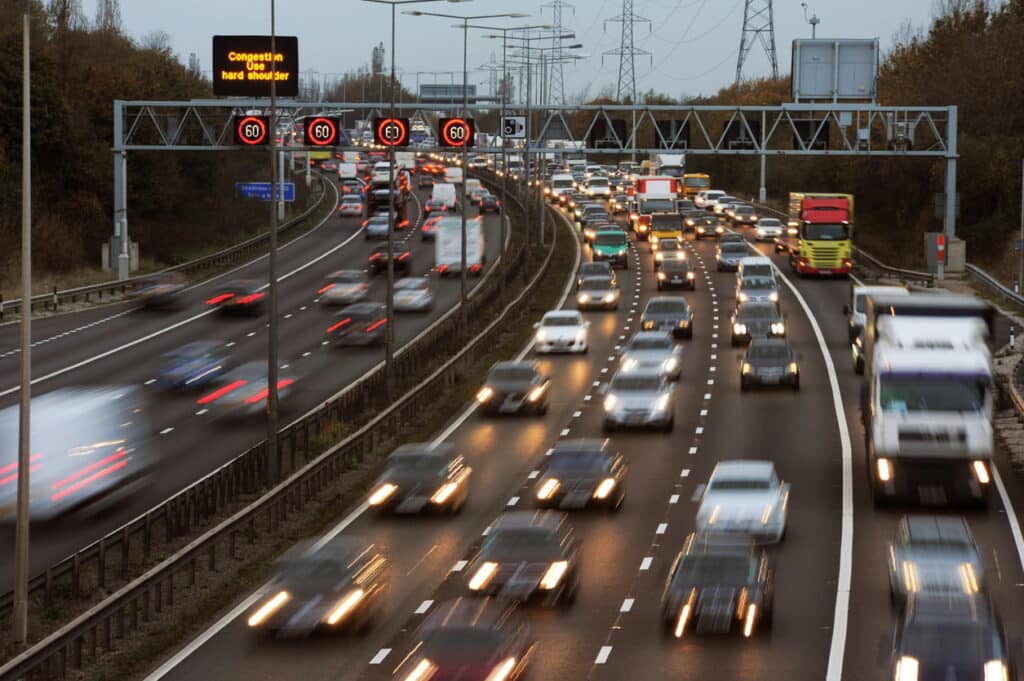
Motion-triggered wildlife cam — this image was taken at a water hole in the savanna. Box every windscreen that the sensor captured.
[738,305,778,320]
[594,233,627,247]
[759,218,781,227]
[641,199,675,213]
[395,279,427,291]
[548,451,610,473]
[748,344,789,361]
[630,337,673,351]
[580,263,609,276]
[803,223,850,240]
[879,375,987,413]
[580,278,613,291]
[484,529,560,560]
[741,277,776,290]
[720,244,747,254]
[660,167,684,178]
[387,453,445,473]
[710,478,771,491]
[489,367,536,383]
[341,195,361,203]
[543,315,581,327]
[684,176,711,188]
[589,178,609,187]
[552,179,573,189]
[741,264,774,277]
[611,375,662,391]
[646,300,688,315]
[674,556,754,586]
[652,215,680,229]
[901,624,993,667]
[331,272,364,283]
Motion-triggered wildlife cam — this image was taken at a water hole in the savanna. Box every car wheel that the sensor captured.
[741,378,749,392]
[602,421,614,433]
[657,283,663,291]
[685,328,693,340]
[792,376,800,392]
[689,282,696,291]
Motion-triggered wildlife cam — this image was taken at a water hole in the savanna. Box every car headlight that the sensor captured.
[578,293,590,303]
[757,228,765,236]
[540,561,569,590]
[657,271,666,280]
[575,330,587,343]
[751,215,759,221]
[603,293,616,303]
[663,357,678,373]
[468,562,499,591]
[771,322,785,335]
[678,319,689,327]
[787,227,798,235]
[528,385,546,402]
[788,362,799,374]
[431,481,460,504]
[769,291,779,303]
[604,394,618,411]
[617,248,627,256]
[325,589,366,625]
[536,478,561,500]
[733,322,748,335]
[476,386,494,403]
[655,253,664,262]
[642,320,655,329]
[535,329,548,342]
[984,660,1009,681]
[697,227,705,234]
[738,292,749,302]
[593,478,617,500]
[655,393,671,412]
[368,482,398,506]
[716,226,724,233]
[686,271,695,279]
[247,590,291,627]
[742,362,752,375]
[686,219,695,226]
[894,656,919,681]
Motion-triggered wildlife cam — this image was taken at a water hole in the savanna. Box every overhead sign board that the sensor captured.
[502,116,527,139]
[213,35,299,97]
[235,182,295,202]
[791,38,878,103]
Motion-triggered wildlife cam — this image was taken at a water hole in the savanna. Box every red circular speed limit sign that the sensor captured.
[304,116,338,146]
[235,116,269,146]
[440,117,474,148]
[373,117,410,147]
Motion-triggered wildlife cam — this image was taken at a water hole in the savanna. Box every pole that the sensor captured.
[14,3,32,644]
[759,109,767,203]
[277,148,285,221]
[266,0,280,485]
[525,49,532,248]
[943,105,958,245]
[1019,158,1023,294]
[500,31,507,269]
[385,4,396,392]
[459,21,469,336]
[538,52,546,246]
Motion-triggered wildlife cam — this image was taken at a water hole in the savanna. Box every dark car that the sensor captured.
[420,215,441,241]
[245,538,387,636]
[196,361,297,419]
[717,241,749,271]
[368,242,412,275]
[676,199,696,213]
[534,440,627,511]
[890,594,1014,681]
[206,279,265,315]
[416,174,434,189]
[156,340,228,390]
[653,238,687,270]
[888,515,984,609]
[660,534,774,639]
[740,338,799,391]
[641,297,694,340]
[366,443,472,514]
[326,302,388,347]
[731,204,759,227]
[394,598,535,681]
[657,258,697,291]
[731,302,785,346]
[465,511,579,606]
[130,272,186,310]
[576,261,616,289]
[691,214,725,240]
[476,361,551,415]
[424,198,449,215]
[478,193,501,214]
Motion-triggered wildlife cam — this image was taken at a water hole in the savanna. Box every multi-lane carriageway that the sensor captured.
[130,202,1024,681]
[0,177,505,592]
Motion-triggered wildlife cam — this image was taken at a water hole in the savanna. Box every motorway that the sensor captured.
[0,175,506,592]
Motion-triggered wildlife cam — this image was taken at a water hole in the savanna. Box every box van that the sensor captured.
[432,182,458,210]
[444,166,464,185]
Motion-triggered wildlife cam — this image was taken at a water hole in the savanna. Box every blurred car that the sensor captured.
[534,439,627,511]
[711,195,737,215]
[660,533,774,638]
[730,205,759,227]
[891,594,1014,681]
[424,198,449,215]
[693,460,789,544]
[534,310,589,354]
[657,258,697,291]
[416,173,434,189]
[338,193,364,217]
[394,597,535,681]
[196,362,297,419]
[735,275,781,307]
[476,361,550,416]
[465,511,579,606]
[730,302,785,346]
[719,232,746,245]
[591,229,630,269]
[362,214,390,240]
[576,275,620,310]
[717,241,749,271]
[366,443,472,514]
[721,199,746,219]
[325,302,388,347]
[245,538,387,636]
[478,193,501,214]
[692,215,725,239]
[576,261,616,289]
[317,269,370,305]
[468,189,488,205]
[339,178,366,196]
[602,368,675,432]
[609,193,629,214]
[619,330,682,380]
[851,325,867,374]
[741,338,799,391]
[156,340,228,390]
[653,238,687,268]
[888,515,984,608]
[368,242,412,275]
[420,215,441,241]
[393,277,434,312]
[205,280,265,315]
[754,217,784,241]
[641,296,693,340]
[130,272,186,310]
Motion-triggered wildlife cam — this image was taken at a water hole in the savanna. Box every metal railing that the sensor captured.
[965,263,1024,309]
[0,177,555,679]
[0,173,330,320]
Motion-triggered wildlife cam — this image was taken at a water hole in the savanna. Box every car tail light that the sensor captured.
[365,319,387,332]
[243,379,295,404]
[197,379,248,405]
[206,293,235,305]
[437,264,449,273]
[327,317,352,333]
[235,293,264,304]
[317,283,336,294]
[50,449,126,500]
[369,253,382,260]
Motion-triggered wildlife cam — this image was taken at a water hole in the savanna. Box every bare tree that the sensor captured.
[95,0,122,33]
[48,0,84,32]
[141,30,172,54]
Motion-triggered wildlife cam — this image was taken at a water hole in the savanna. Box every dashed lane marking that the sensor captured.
[452,560,468,572]
[369,649,391,665]
[639,557,653,571]
[689,446,698,455]
[620,599,634,613]
[656,523,668,535]
[669,494,680,504]
[414,600,433,615]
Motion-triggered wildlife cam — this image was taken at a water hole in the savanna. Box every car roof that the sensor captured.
[340,302,386,314]
[747,338,789,351]
[712,460,776,480]
[737,301,779,313]
[543,310,582,319]
[903,515,973,543]
[550,438,608,455]
[740,256,772,265]
[645,296,689,307]
[907,593,994,626]
[390,442,455,460]
[492,510,566,532]
[492,360,536,371]
[422,597,517,632]
[612,367,663,381]
[629,330,674,343]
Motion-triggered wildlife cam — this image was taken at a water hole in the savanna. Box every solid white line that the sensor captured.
[160,427,174,435]
[992,467,1024,582]
[369,649,391,665]
[595,646,613,664]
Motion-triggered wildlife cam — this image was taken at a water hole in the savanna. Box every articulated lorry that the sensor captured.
[782,193,854,277]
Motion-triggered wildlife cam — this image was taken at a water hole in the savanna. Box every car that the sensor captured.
[476,361,551,415]
[719,232,746,245]
[641,296,693,340]
[691,214,725,239]
[735,274,781,307]
[576,275,620,310]
[366,443,471,514]
[676,199,696,213]
[591,229,630,269]
[722,199,747,219]
[619,330,682,380]
[653,238,687,269]
[887,515,984,608]
[534,310,590,354]
[325,302,388,346]
[424,197,450,215]
[657,258,697,291]
[890,594,1014,681]
[660,533,774,638]
[754,217,784,241]
[129,272,186,310]
[710,194,737,214]
[716,241,749,271]
[393,277,434,312]
[740,338,799,391]
[731,302,785,346]
[416,174,434,189]
[245,538,387,636]
[730,204,759,227]
[576,261,616,289]
[362,214,390,240]
[467,189,488,205]
[609,193,629,214]
[205,280,265,315]
[478,193,501,214]
[339,178,366,196]
[317,269,369,305]
[601,368,675,431]
[156,340,228,390]
[196,361,297,419]
[337,193,364,217]
[420,215,441,241]
[696,189,725,210]
[367,242,412,275]
[585,176,612,198]
[534,439,627,511]
[693,460,789,543]
[465,511,580,606]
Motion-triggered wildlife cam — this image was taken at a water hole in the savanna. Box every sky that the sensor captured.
[89,0,937,101]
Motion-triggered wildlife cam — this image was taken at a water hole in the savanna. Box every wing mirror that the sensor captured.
[690,483,706,503]
[842,304,850,316]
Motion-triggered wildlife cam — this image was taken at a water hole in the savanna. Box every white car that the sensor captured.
[534,310,589,354]
[693,460,789,544]
[319,270,369,305]
[754,217,784,241]
[712,195,738,215]
[619,330,682,380]
[696,189,725,210]
[393,277,434,312]
[338,194,364,217]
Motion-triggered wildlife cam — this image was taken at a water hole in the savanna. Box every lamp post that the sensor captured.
[362,0,467,393]
[405,9,528,336]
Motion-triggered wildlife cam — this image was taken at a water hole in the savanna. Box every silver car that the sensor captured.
[887,515,984,608]
[393,277,434,312]
[576,276,620,310]
[754,217,784,241]
[619,331,682,380]
[692,460,789,544]
[319,270,370,305]
[601,368,675,432]
[716,242,748,272]
[735,275,780,307]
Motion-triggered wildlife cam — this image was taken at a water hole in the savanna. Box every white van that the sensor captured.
[845,285,909,341]
[737,256,775,282]
[436,216,485,276]
[444,166,464,185]
[696,189,725,210]
[432,183,458,211]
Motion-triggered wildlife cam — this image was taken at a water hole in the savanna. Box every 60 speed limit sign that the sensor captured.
[372,117,410,147]
[304,117,339,146]
[439,117,475,148]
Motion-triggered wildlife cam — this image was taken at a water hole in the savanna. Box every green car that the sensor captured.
[591,229,630,269]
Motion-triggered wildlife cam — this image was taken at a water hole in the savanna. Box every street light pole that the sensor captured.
[460,20,469,335]
[266,0,281,485]
[387,2,396,392]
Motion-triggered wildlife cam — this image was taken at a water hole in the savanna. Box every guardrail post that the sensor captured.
[52,284,58,310]
[72,552,80,599]
[121,526,130,580]
[97,538,107,589]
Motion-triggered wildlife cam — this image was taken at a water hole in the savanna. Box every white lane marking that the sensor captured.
[695,427,704,434]
[507,496,520,507]
[284,313,293,319]
[528,470,539,479]
[595,646,613,664]
[302,351,311,357]
[688,447,697,455]
[993,468,1024,592]
[639,557,652,571]
[195,409,208,416]
[710,354,717,360]
[144,378,156,385]
[247,332,256,337]
[681,469,690,477]
[600,368,608,374]
[704,393,711,400]
[620,598,634,613]
[711,343,717,349]
[700,409,708,416]
[706,379,714,385]
[669,494,680,504]
[414,600,433,615]
[573,411,582,418]
[656,523,667,535]
[583,394,592,402]
[593,380,601,387]
[560,428,572,437]
[369,649,391,665]
[709,366,716,373]
[452,560,468,572]
[160,427,174,435]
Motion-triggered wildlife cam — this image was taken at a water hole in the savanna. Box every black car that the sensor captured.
[424,198,450,215]
[476,361,551,415]
[245,538,387,636]
[641,297,694,339]
[465,511,579,606]
[657,258,696,291]
[395,598,535,681]
[478,193,501,214]
[891,595,1014,681]
[676,199,696,213]
[740,338,799,391]
[576,261,616,289]
[206,279,265,315]
[367,242,412,275]
[731,204,759,227]
[692,214,725,240]
[366,443,472,514]
[326,302,388,347]
[534,440,627,511]
[660,534,774,639]
[339,178,366,196]
[731,302,785,346]
[653,238,687,270]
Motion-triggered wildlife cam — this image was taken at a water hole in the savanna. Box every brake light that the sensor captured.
[365,319,387,332]
[0,454,43,486]
[51,454,129,502]
[327,317,352,333]
[235,293,264,305]
[51,450,125,491]
[398,252,410,260]
[206,293,235,305]
[362,220,369,228]
[399,220,410,228]
[242,379,296,404]
[317,283,336,294]
[369,253,382,260]
[470,264,482,272]
[197,379,249,405]
[437,264,449,273]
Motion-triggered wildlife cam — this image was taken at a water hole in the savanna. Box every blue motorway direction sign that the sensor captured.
[235,182,295,202]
